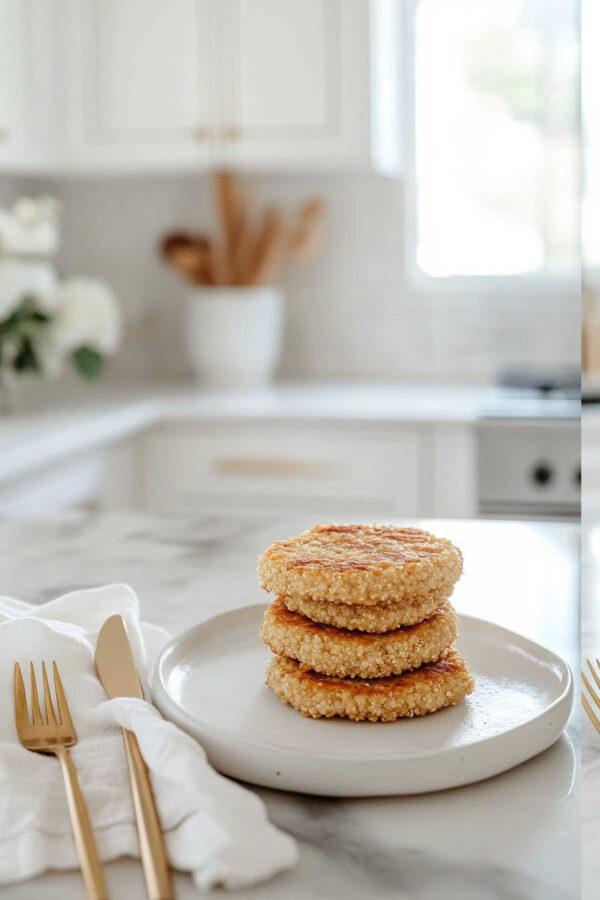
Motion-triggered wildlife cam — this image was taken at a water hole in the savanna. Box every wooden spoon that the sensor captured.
[248,207,289,285]
[288,197,325,263]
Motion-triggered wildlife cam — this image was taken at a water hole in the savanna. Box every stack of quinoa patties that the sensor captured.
[259,524,475,722]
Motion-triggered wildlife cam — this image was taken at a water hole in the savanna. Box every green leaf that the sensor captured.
[0,297,53,336]
[72,346,104,380]
[13,336,40,373]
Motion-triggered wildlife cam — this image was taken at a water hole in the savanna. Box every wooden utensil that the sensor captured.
[288,197,325,263]
[160,175,325,287]
[207,241,229,286]
[161,232,212,285]
[248,207,289,285]
[13,661,108,900]
[214,170,245,274]
[232,214,258,285]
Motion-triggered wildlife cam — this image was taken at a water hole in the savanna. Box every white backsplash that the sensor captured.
[2,172,579,383]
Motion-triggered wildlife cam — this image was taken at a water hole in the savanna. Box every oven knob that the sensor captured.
[531,462,553,486]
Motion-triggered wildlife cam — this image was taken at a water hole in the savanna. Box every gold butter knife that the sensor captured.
[95,615,173,900]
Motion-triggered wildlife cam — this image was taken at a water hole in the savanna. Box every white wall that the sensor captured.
[14,172,580,383]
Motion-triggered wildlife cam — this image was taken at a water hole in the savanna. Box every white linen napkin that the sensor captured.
[0,584,298,892]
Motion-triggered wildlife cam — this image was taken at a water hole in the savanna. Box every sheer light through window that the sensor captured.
[583,0,600,271]
[414,0,579,278]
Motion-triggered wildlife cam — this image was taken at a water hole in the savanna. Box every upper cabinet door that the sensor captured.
[217,0,381,170]
[0,0,401,175]
[63,0,215,170]
[0,0,32,168]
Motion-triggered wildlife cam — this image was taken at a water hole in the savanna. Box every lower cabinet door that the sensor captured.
[139,423,421,516]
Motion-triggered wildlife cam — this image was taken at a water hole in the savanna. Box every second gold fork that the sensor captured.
[13,661,108,900]
[581,657,600,733]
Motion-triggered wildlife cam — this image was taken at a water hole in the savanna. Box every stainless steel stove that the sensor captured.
[477,373,580,521]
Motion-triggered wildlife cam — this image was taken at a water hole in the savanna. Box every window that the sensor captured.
[412,0,579,279]
[582,0,600,272]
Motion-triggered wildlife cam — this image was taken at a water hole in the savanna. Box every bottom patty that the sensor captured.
[281,590,449,632]
[265,648,475,722]
[261,599,458,677]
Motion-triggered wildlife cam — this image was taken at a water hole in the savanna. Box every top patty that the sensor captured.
[258,524,463,606]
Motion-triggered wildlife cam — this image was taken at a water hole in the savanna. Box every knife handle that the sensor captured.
[122,728,173,900]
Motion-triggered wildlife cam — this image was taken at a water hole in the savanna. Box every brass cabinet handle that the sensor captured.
[192,126,240,142]
[222,125,241,141]
[215,457,330,478]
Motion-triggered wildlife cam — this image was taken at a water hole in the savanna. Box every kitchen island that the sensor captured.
[0,512,579,900]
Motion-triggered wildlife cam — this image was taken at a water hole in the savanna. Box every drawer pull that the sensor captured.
[215,457,330,478]
[221,125,241,141]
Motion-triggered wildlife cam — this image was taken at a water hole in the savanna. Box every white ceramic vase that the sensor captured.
[184,286,283,387]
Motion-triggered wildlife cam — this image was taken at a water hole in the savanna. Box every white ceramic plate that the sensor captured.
[151,604,573,797]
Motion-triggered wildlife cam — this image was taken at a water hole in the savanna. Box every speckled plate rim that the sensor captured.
[150,604,573,770]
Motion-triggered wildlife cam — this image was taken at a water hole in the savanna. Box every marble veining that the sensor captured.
[0,512,579,900]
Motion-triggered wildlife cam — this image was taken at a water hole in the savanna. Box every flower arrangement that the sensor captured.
[0,196,121,388]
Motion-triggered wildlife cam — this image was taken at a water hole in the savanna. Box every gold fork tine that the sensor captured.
[582,658,600,734]
[42,661,58,726]
[582,671,600,707]
[13,663,29,732]
[582,693,600,733]
[53,661,73,731]
[29,662,44,725]
[588,658,600,692]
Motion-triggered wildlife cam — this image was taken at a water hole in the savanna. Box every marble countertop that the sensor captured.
[0,380,578,488]
[582,523,599,900]
[0,512,579,900]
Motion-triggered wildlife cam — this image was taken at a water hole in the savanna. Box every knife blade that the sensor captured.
[95,614,144,700]
[95,615,173,900]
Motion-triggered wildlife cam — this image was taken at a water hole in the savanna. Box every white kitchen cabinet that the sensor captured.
[1,0,402,175]
[62,0,214,170]
[138,421,421,516]
[215,0,401,172]
[0,0,32,169]
[0,449,107,515]
[134,418,477,518]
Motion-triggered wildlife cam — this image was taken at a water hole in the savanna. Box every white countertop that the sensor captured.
[0,512,579,899]
[0,380,578,488]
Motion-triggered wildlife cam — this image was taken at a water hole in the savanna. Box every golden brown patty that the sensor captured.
[258,524,463,606]
[266,648,475,721]
[282,590,450,631]
[261,599,458,678]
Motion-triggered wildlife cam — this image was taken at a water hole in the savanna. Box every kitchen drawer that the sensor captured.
[138,423,421,515]
[0,451,106,515]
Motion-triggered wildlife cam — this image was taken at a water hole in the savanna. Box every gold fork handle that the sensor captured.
[55,747,109,900]
[122,728,173,900]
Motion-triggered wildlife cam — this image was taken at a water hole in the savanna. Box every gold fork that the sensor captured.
[581,658,600,734]
[13,661,108,900]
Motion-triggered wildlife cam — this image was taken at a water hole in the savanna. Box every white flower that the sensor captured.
[49,278,121,355]
[0,195,61,256]
[36,335,66,379]
[0,258,58,320]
